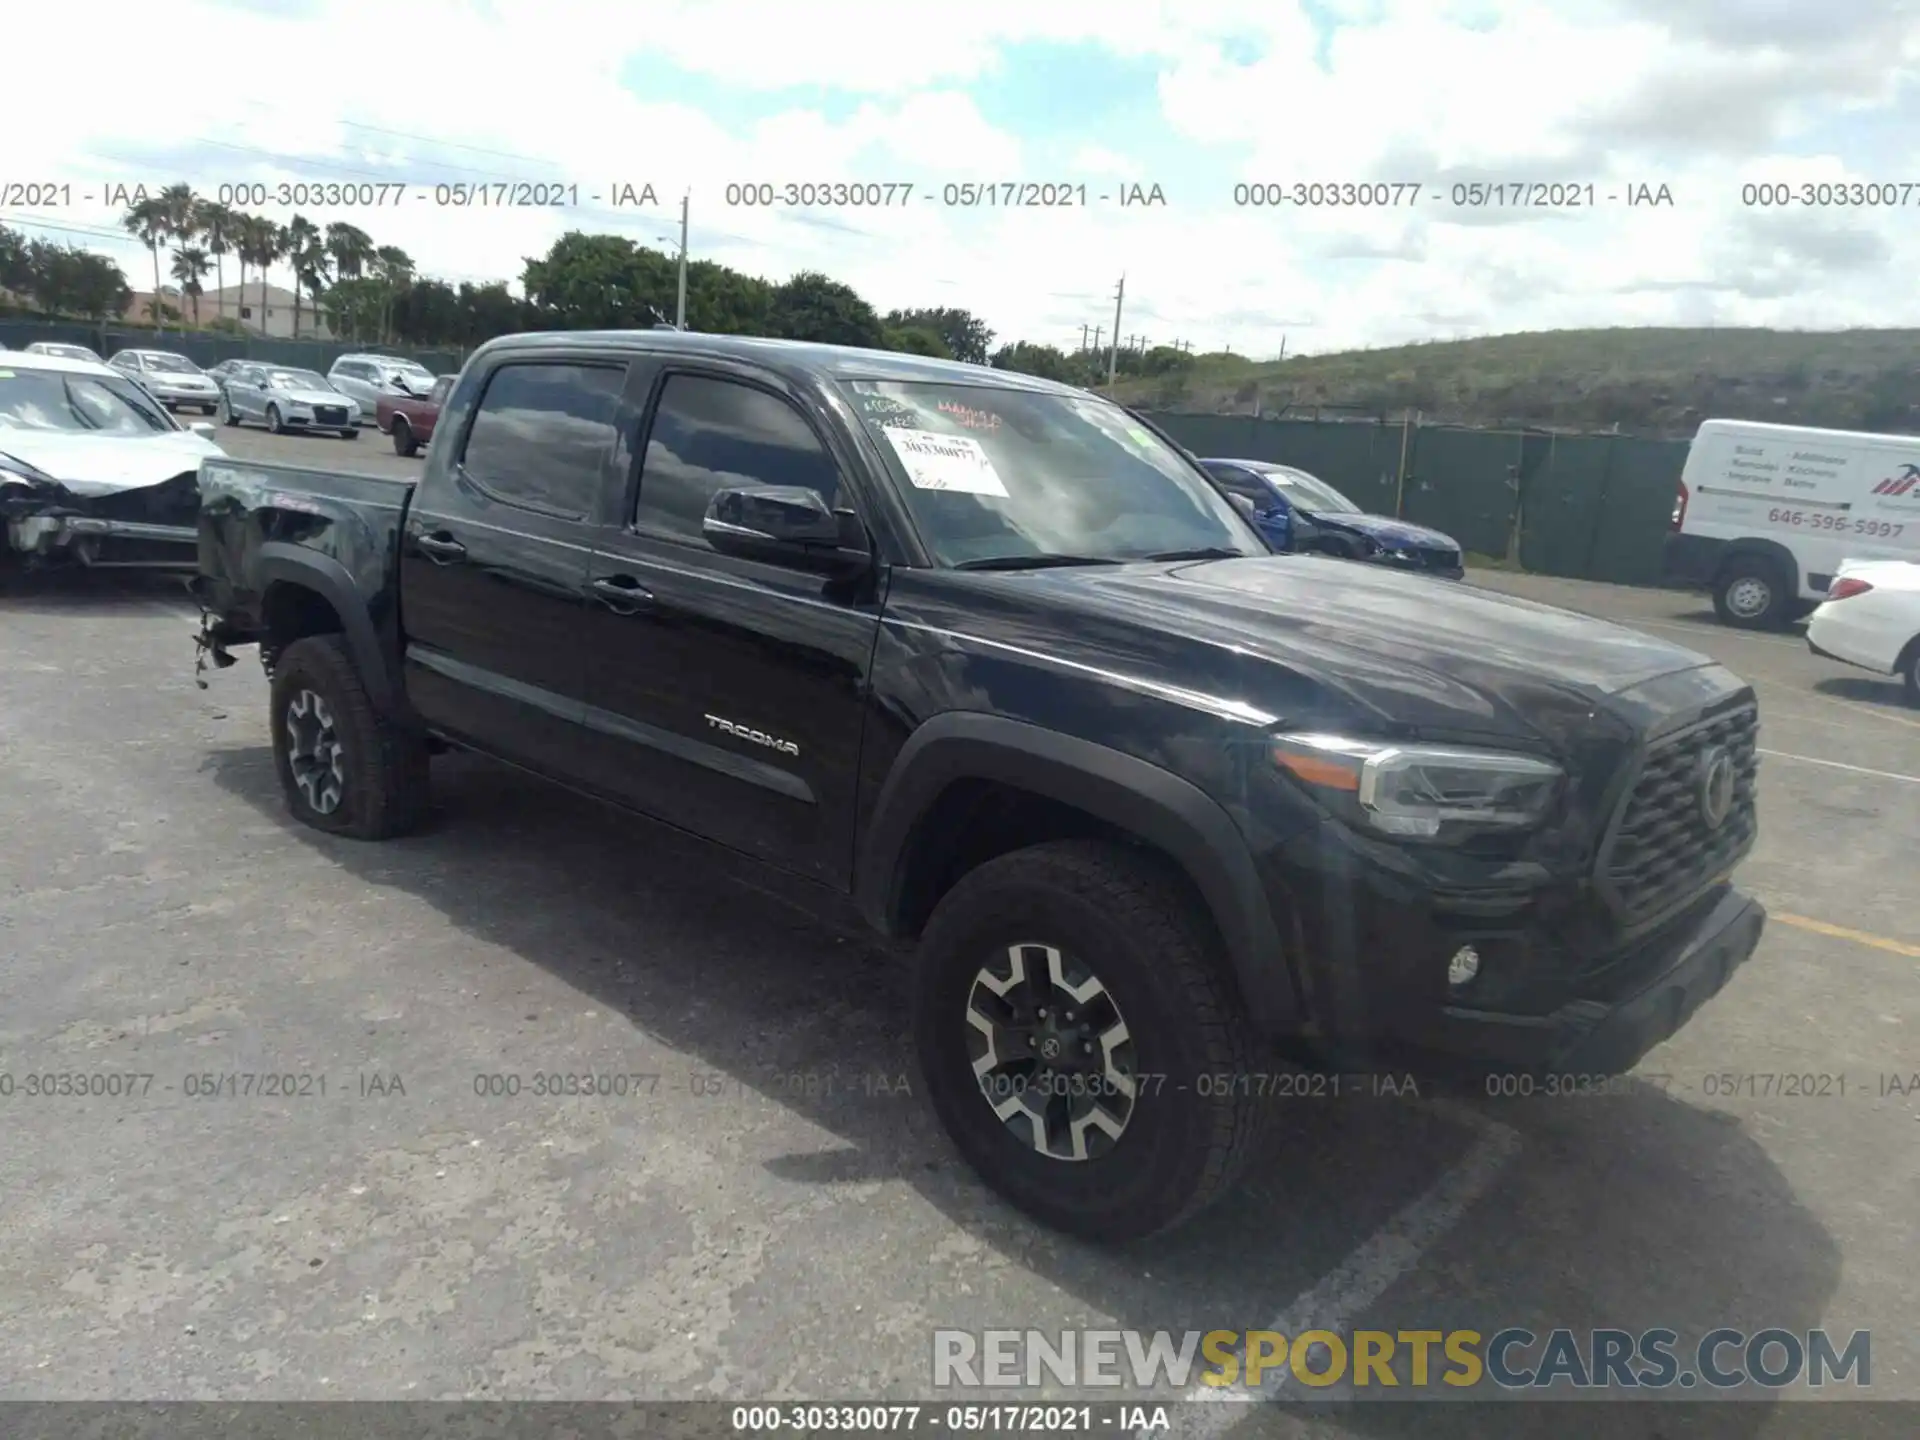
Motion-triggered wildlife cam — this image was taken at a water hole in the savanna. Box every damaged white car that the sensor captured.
[1,349,223,573]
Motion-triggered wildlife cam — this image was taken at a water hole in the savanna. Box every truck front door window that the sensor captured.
[634,374,841,548]
[461,362,625,517]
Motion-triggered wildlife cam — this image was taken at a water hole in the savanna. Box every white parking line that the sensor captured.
[1167,1101,1521,1437]
[1757,748,1920,784]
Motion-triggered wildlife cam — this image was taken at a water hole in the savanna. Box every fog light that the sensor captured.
[1447,945,1481,988]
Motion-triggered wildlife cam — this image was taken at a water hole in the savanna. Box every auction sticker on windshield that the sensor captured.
[881,426,1009,497]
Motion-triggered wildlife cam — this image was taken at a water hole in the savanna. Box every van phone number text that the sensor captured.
[1768,509,1903,536]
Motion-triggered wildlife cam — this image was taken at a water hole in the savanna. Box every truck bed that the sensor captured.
[193,456,417,645]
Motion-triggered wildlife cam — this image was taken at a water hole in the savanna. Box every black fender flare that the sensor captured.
[256,543,398,713]
[855,712,1301,1036]
[1713,537,1800,595]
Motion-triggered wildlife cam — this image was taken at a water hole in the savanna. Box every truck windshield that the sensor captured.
[842,380,1264,567]
[0,369,174,434]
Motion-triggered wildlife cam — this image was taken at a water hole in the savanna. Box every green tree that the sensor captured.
[193,197,238,322]
[884,307,992,364]
[392,277,460,345]
[170,245,210,324]
[325,222,376,284]
[881,324,951,358]
[683,258,772,334]
[767,270,883,348]
[121,196,170,326]
[238,215,283,337]
[371,245,414,343]
[1,223,34,298]
[282,215,325,338]
[522,231,670,328]
[990,340,1076,382]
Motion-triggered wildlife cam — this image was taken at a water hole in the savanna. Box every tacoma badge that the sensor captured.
[705,713,800,757]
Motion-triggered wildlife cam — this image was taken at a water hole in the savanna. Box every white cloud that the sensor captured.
[6,0,1920,356]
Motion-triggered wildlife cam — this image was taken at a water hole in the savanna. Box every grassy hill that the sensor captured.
[1110,327,1920,438]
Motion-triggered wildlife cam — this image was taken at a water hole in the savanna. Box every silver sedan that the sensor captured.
[218,365,362,438]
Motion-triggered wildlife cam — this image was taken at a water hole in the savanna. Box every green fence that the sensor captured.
[0,319,462,377]
[1144,412,1689,588]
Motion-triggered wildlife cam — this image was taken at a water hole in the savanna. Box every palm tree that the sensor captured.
[372,244,414,343]
[240,216,282,337]
[195,198,238,323]
[324,222,376,285]
[282,215,323,338]
[121,196,169,328]
[170,246,211,324]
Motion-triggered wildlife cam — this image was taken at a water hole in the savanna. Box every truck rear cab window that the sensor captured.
[633,374,840,546]
[461,361,625,517]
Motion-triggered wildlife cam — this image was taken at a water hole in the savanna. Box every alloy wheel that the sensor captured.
[284,688,346,814]
[964,942,1138,1161]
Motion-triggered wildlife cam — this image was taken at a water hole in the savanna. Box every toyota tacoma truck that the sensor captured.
[191,332,1767,1242]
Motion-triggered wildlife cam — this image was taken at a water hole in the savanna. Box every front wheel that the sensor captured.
[203,403,217,415]
[913,840,1267,1242]
[391,419,418,456]
[219,397,241,427]
[269,634,430,840]
[265,403,284,434]
[1713,558,1790,630]
[340,427,359,440]
[1903,642,1920,707]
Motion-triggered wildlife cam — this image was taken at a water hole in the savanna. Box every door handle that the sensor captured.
[415,532,467,563]
[590,575,654,614]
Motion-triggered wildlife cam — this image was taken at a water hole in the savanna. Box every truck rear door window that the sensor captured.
[461,361,625,518]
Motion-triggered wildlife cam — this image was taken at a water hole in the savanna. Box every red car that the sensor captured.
[376,374,456,457]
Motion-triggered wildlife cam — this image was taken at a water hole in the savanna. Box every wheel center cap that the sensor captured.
[1039,1037,1061,1060]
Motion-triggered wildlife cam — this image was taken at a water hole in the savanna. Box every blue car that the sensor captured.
[1200,457,1466,579]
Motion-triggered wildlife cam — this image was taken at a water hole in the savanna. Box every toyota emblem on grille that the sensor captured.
[1698,746,1736,829]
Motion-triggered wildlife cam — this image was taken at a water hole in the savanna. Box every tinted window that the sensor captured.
[634,375,840,545]
[462,362,625,516]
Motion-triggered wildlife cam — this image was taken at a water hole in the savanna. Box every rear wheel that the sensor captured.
[1712,557,1791,629]
[913,839,1266,1242]
[391,418,417,456]
[269,635,430,840]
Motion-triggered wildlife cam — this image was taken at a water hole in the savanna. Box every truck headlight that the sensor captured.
[1271,732,1562,838]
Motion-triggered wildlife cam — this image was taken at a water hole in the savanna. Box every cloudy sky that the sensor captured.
[8,0,1920,357]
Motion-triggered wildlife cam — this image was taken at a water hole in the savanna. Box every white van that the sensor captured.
[1665,418,1920,629]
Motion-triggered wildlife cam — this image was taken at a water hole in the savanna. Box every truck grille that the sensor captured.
[314,406,348,425]
[1599,704,1758,923]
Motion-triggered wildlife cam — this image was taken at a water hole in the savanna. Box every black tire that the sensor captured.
[219,395,241,427]
[203,403,217,415]
[913,839,1266,1243]
[392,418,417,457]
[340,427,359,440]
[266,403,284,435]
[1712,556,1791,630]
[1902,640,1920,708]
[269,634,429,840]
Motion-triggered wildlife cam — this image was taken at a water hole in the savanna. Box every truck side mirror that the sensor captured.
[703,485,872,577]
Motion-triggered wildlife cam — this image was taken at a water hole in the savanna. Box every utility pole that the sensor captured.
[1080,323,1089,352]
[1091,324,1103,354]
[1107,274,1125,390]
[674,191,689,329]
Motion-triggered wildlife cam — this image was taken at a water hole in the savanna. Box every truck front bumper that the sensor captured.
[1421,887,1764,1076]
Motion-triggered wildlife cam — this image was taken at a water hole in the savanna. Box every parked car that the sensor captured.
[1666,418,1920,630]
[192,332,1764,1242]
[219,364,359,438]
[376,374,455,456]
[24,342,105,365]
[326,354,438,422]
[1,348,221,572]
[204,358,248,389]
[1806,558,1920,704]
[106,349,222,414]
[1200,458,1465,578]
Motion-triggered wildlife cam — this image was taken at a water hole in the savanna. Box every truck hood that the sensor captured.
[942,555,1721,748]
[1306,511,1458,551]
[0,427,225,497]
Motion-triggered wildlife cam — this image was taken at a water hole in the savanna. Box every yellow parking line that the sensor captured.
[1773,913,1920,959]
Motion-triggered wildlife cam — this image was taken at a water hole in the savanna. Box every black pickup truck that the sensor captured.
[193,332,1766,1241]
